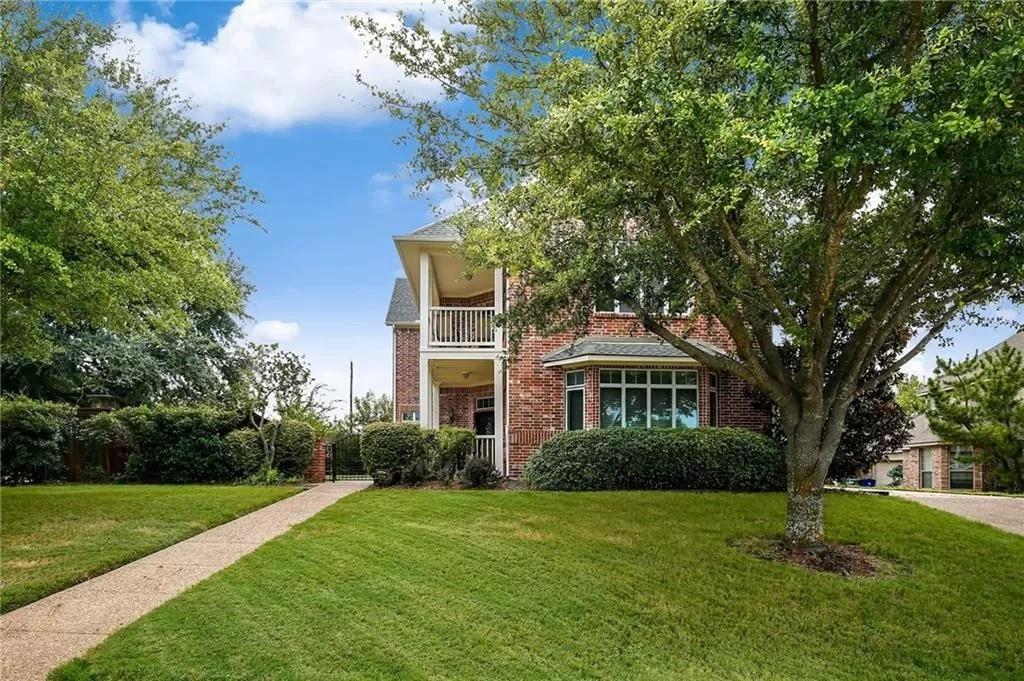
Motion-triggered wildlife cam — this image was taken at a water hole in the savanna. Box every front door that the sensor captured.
[474,409,495,435]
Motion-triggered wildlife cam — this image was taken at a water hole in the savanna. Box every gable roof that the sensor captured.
[984,330,1024,355]
[385,278,419,326]
[541,336,727,367]
[904,413,943,449]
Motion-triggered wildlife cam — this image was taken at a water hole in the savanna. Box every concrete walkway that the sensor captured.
[888,490,1024,536]
[0,481,369,681]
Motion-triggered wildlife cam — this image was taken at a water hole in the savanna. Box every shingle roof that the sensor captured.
[385,278,419,326]
[541,336,727,365]
[905,413,942,448]
[403,216,459,240]
[985,330,1024,355]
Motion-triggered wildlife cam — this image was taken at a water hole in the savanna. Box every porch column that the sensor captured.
[493,356,505,475]
[493,267,505,349]
[419,357,431,428]
[419,251,430,350]
[431,382,441,429]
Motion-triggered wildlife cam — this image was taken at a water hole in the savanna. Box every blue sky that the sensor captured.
[60,1,1022,417]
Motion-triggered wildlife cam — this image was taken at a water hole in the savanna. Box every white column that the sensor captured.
[493,356,505,475]
[419,251,430,350]
[419,357,430,428]
[431,383,440,429]
[493,267,505,349]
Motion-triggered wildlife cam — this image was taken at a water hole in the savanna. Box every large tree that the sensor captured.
[927,344,1024,492]
[1,2,258,360]
[357,2,1024,546]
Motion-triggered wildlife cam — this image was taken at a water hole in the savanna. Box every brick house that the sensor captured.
[386,219,770,478]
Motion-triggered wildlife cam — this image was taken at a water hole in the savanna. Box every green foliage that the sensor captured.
[1,3,258,361]
[524,428,784,492]
[225,428,265,480]
[888,464,903,487]
[927,345,1024,492]
[238,466,288,487]
[337,390,394,434]
[0,396,75,484]
[359,422,431,486]
[433,426,475,480]
[460,456,499,489]
[80,406,244,483]
[357,1,1024,542]
[895,376,929,416]
[273,420,316,479]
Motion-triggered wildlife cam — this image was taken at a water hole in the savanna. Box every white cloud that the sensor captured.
[902,355,932,379]
[251,320,300,343]
[104,1,447,131]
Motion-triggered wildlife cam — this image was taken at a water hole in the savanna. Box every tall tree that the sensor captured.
[927,345,1024,492]
[357,2,1024,546]
[339,391,394,433]
[1,2,258,360]
[895,375,929,415]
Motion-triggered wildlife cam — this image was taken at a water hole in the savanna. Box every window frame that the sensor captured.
[564,370,586,431]
[475,396,495,411]
[708,372,719,427]
[401,410,420,423]
[949,445,974,489]
[598,368,699,429]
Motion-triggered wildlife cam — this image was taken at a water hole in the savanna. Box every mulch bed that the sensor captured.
[729,536,903,578]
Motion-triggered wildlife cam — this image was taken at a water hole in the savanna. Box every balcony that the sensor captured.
[428,306,496,348]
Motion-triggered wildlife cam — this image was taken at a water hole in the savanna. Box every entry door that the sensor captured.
[474,409,495,435]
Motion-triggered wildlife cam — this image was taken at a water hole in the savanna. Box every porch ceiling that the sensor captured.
[394,240,494,301]
[428,358,494,387]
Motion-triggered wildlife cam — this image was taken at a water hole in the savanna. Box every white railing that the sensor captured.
[429,306,495,347]
[474,435,496,465]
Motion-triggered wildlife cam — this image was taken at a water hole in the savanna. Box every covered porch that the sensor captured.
[419,356,505,474]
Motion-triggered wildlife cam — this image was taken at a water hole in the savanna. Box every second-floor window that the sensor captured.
[599,369,698,429]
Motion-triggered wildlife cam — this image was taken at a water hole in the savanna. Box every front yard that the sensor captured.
[0,484,297,613]
[54,490,1023,680]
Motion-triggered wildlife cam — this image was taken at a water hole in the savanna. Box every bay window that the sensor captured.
[599,369,698,429]
[565,371,585,431]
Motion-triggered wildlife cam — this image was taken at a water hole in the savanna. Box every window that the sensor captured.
[708,373,719,427]
[920,448,933,488]
[596,296,633,314]
[565,371,585,431]
[599,369,698,429]
[401,411,420,423]
[476,397,495,410]
[949,446,974,489]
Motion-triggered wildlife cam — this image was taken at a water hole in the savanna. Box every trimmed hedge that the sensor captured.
[80,406,244,483]
[225,428,265,479]
[360,422,476,485]
[274,420,316,478]
[523,428,784,492]
[0,397,75,484]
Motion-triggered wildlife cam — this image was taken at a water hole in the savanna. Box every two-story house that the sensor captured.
[385,219,770,478]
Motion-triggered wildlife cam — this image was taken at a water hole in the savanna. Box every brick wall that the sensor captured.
[394,327,420,419]
[305,438,327,483]
[902,449,921,488]
[506,312,769,478]
[439,291,494,307]
[439,385,494,429]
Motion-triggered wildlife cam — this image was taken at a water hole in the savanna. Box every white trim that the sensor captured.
[564,370,586,431]
[543,354,700,368]
[392,330,397,421]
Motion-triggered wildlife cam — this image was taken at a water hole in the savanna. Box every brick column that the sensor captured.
[903,449,921,489]
[305,438,327,483]
[934,446,950,490]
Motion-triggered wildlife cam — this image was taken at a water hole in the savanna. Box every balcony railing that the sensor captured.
[428,306,496,348]
[474,435,496,466]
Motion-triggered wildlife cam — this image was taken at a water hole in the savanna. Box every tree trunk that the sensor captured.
[783,428,832,549]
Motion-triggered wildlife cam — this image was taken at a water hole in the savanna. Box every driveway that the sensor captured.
[889,490,1024,536]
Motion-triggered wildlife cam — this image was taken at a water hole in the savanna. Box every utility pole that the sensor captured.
[348,360,354,435]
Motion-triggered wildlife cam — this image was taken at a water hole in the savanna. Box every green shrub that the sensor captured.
[80,406,242,483]
[274,420,316,478]
[225,428,265,479]
[460,456,499,488]
[239,466,286,486]
[0,397,75,484]
[360,422,431,486]
[432,426,475,480]
[523,428,784,492]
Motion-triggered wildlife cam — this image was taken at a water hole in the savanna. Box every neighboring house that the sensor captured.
[880,331,1024,491]
[385,219,769,478]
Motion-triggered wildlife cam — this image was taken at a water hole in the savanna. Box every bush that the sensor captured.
[274,420,316,478]
[0,397,75,484]
[460,456,499,488]
[432,426,475,480]
[80,406,242,483]
[360,422,432,486]
[239,466,287,486]
[225,428,265,479]
[888,464,903,487]
[523,428,784,492]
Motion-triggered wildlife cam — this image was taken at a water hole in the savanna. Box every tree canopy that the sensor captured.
[358,1,1024,545]
[1,2,258,361]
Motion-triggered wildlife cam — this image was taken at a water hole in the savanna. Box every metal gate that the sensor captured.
[326,433,369,481]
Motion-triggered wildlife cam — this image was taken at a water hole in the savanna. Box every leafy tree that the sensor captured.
[927,345,1024,492]
[1,3,258,360]
[895,375,930,415]
[340,391,395,433]
[357,2,1024,546]
[233,344,321,469]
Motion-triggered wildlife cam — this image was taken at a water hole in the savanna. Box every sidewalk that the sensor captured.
[0,481,370,681]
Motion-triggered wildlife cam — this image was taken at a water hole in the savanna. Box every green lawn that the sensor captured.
[54,490,1023,681]
[1,484,297,613]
